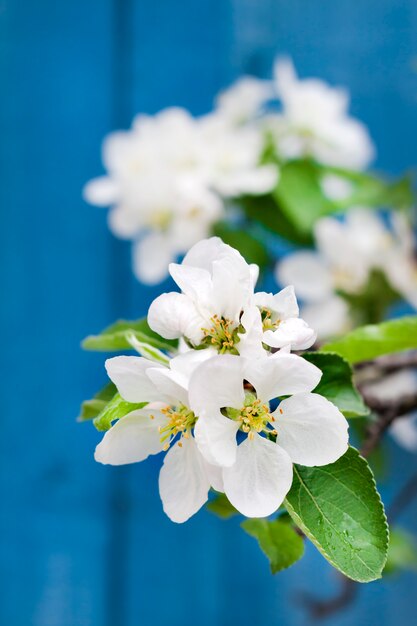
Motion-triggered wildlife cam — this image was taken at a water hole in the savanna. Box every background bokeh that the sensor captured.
[1,1,417,625]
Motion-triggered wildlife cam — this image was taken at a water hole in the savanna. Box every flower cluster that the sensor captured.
[95,238,349,522]
[276,208,417,339]
[84,58,374,284]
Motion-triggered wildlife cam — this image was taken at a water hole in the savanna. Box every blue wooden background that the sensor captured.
[1,1,417,625]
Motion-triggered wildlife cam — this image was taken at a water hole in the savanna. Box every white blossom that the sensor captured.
[276,208,417,338]
[148,237,315,355]
[84,107,277,284]
[94,349,222,523]
[188,353,349,517]
[267,58,375,169]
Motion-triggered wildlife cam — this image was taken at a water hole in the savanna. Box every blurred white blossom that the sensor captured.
[276,208,417,339]
[266,58,375,169]
[84,108,277,284]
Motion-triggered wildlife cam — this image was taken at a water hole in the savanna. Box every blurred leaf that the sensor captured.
[274,160,335,234]
[303,352,369,417]
[212,222,270,267]
[322,316,417,364]
[285,447,389,582]
[78,382,117,421]
[82,318,177,352]
[93,392,147,432]
[206,492,239,519]
[241,518,304,574]
[240,194,314,246]
[384,528,417,575]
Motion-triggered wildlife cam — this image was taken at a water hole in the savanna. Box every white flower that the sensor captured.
[267,58,375,169]
[84,105,278,284]
[148,237,314,355]
[188,353,349,517]
[215,76,272,125]
[94,349,222,523]
[276,208,417,339]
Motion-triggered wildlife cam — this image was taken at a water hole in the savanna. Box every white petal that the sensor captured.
[147,292,205,344]
[133,234,173,285]
[263,318,316,350]
[204,460,225,492]
[181,237,230,271]
[108,205,142,239]
[238,306,266,358]
[390,412,417,452]
[211,253,254,321]
[223,434,293,518]
[244,353,322,402]
[188,354,246,417]
[146,367,189,406]
[105,356,164,403]
[276,252,333,302]
[302,296,351,340]
[158,437,210,523]
[169,348,217,381]
[94,409,165,465]
[83,176,119,206]
[194,412,240,467]
[169,263,213,311]
[274,392,349,466]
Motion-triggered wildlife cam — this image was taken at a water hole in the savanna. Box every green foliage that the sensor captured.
[206,492,239,519]
[212,222,270,268]
[303,352,369,418]
[93,393,147,432]
[274,160,336,234]
[241,518,305,574]
[384,528,417,575]
[322,316,417,364]
[82,318,177,353]
[78,382,117,421]
[285,447,389,582]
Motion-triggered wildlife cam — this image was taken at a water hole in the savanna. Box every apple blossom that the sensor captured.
[188,353,349,518]
[95,349,222,523]
[267,58,375,169]
[148,237,315,355]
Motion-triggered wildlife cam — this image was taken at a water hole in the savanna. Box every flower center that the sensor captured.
[260,308,281,332]
[226,392,278,437]
[201,315,240,354]
[158,404,197,450]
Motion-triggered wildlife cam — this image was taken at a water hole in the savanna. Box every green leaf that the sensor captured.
[93,393,147,432]
[274,160,335,234]
[212,222,270,267]
[240,194,313,246]
[206,492,239,519]
[241,518,305,573]
[303,352,369,418]
[78,382,117,421]
[82,318,177,353]
[321,316,417,364]
[384,528,417,575]
[284,447,389,582]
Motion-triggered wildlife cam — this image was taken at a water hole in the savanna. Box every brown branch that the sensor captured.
[297,576,357,620]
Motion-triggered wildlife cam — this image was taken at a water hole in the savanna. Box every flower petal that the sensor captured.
[83,176,119,206]
[238,306,266,358]
[223,434,293,518]
[94,409,165,465]
[263,318,316,350]
[276,251,333,302]
[147,292,205,344]
[158,437,210,523]
[194,411,240,467]
[169,263,213,311]
[188,354,246,416]
[274,392,349,466]
[105,356,165,403]
[244,353,322,402]
[132,233,175,285]
[204,460,225,492]
[146,367,189,406]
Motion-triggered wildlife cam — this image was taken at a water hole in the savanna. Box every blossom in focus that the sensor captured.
[148,237,315,355]
[189,353,349,517]
[267,58,375,169]
[276,208,417,339]
[95,349,222,523]
[84,107,278,284]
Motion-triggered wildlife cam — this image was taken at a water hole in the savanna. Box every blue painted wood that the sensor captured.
[1,1,417,625]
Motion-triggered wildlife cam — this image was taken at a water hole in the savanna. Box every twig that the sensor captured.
[297,576,357,620]
[387,470,417,524]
